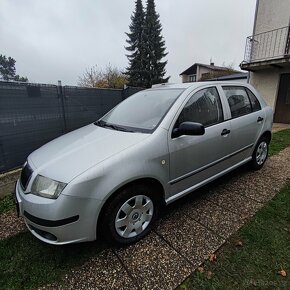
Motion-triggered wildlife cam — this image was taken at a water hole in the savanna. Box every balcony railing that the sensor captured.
[243,26,290,63]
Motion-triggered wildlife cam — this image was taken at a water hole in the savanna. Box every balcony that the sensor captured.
[241,26,290,71]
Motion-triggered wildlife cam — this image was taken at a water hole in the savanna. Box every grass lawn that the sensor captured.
[179,182,290,290]
[0,234,105,290]
[0,129,289,289]
[269,129,290,156]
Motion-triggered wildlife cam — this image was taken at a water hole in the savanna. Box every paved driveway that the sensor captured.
[1,148,289,289]
[33,147,289,290]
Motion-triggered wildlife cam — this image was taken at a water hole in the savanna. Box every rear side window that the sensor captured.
[177,87,223,127]
[246,88,261,112]
[222,86,252,118]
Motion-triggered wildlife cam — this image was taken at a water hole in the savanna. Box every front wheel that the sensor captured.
[101,184,160,245]
[251,137,269,170]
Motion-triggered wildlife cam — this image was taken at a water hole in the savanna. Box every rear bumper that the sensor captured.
[15,180,103,245]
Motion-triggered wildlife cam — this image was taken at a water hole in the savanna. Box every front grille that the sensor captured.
[20,162,33,190]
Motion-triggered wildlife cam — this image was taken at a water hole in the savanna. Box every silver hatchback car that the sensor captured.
[15,82,273,245]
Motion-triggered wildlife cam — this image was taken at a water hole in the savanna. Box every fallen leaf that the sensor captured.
[197,267,204,273]
[234,240,243,247]
[207,271,213,279]
[209,254,217,262]
[278,270,287,277]
[240,214,248,220]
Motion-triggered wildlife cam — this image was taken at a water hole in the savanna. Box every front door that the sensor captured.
[274,74,290,124]
[168,86,233,201]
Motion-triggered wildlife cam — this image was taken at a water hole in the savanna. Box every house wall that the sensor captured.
[181,75,189,83]
[254,0,290,34]
[249,0,290,114]
[197,66,212,80]
[250,67,290,108]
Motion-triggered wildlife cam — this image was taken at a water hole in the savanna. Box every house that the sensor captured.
[180,62,239,83]
[240,0,290,123]
[206,72,248,82]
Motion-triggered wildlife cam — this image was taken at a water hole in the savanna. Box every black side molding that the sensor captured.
[24,211,79,227]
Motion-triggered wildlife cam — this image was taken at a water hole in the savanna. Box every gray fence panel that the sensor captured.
[0,82,143,172]
[63,86,123,132]
[0,82,64,171]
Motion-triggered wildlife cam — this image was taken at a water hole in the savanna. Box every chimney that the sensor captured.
[210,58,214,66]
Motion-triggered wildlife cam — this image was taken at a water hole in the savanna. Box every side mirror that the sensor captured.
[172,122,205,138]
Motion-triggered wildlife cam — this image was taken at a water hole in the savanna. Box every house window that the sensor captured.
[189,75,196,82]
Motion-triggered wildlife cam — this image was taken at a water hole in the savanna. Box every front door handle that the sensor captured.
[221,129,231,136]
[257,116,264,122]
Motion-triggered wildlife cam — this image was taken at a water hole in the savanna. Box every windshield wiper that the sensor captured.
[94,120,135,132]
[94,120,106,127]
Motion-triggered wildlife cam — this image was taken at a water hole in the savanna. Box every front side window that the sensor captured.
[176,87,224,128]
[223,86,252,118]
[97,89,183,133]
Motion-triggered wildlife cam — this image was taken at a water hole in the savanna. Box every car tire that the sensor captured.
[251,136,269,170]
[101,183,160,245]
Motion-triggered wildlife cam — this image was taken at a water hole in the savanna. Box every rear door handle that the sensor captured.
[257,116,264,122]
[221,129,231,136]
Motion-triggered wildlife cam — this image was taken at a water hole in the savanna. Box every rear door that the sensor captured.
[220,85,265,162]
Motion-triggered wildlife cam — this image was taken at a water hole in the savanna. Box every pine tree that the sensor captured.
[0,55,16,81]
[143,0,169,87]
[125,0,146,87]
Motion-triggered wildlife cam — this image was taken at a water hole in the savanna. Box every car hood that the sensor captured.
[28,124,149,183]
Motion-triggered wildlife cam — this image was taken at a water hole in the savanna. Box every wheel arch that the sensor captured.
[260,130,272,143]
[96,177,165,236]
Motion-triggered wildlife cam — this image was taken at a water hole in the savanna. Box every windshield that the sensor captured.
[95,89,183,133]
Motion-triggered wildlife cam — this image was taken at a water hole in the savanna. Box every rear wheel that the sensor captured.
[251,137,269,170]
[101,183,160,245]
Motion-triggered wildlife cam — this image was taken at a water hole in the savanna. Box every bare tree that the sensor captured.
[78,64,128,89]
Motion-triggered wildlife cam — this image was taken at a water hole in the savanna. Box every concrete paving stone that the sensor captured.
[0,169,20,199]
[42,249,137,290]
[156,210,225,267]
[165,195,209,221]
[183,200,244,239]
[0,209,26,239]
[115,232,193,290]
[205,188,263,219]
[272,123,290,133]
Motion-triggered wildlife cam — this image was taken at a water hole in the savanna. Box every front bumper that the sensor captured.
[15,180,103,245]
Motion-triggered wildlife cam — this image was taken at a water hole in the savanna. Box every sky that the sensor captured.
[0,0,256,85]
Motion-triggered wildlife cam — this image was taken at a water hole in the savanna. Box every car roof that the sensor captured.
[151,81,250,90]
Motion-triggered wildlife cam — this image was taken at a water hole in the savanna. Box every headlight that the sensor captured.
[31,175,67,199]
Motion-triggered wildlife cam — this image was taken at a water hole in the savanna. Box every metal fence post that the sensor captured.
[58,80,67,133]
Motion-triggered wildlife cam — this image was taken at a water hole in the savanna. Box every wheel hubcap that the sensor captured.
[256,141,267,165]
[115,195,154,238]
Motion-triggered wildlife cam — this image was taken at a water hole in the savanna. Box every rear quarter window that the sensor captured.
[246,88,261,112]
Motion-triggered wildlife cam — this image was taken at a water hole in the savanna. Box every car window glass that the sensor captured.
[246,88,261,111]
[100,89,183,132]
[223,86,252,118]
[177,87,223,127]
